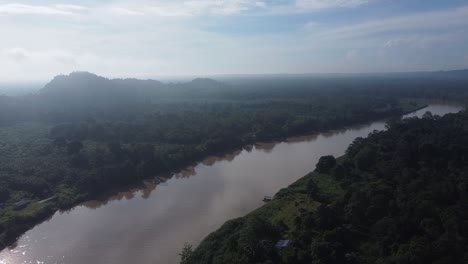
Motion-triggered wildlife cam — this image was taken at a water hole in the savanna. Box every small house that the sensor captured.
[276,240,291,249]
[263,196,272,202]
[14,200,29,211]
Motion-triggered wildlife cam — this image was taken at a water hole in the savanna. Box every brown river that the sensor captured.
[0,103,463,264]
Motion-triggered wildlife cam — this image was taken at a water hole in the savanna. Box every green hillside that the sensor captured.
[185,110,468,264]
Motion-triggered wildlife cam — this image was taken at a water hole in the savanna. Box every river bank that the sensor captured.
[187,106,468,263]
[1,103,462,264]
[0,100,430,252]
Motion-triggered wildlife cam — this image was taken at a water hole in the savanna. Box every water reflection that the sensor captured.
[201,149,243,166]
[254,142,277,153]
[175,166,197,178]
[82,126,372,211]
[0,104,463,264]
[244,144,254,152]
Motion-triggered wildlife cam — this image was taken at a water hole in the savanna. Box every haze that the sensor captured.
[1,0,468,82]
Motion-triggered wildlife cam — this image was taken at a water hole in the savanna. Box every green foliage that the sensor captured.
[190,111,468,264]
[185,216,280,264]
[0,76,431,249]
[179,243,194,264]
[315,155,336,173]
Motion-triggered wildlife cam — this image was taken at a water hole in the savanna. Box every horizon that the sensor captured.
[1,68,466,96]
[1,67,467,85]
[1,0,468,82]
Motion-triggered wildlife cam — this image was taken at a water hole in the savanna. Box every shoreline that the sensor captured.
[0,102,438,252]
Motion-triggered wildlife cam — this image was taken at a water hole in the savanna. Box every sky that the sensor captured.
[1,0,468,81]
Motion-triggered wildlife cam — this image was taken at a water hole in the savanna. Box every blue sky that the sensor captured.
[0,0,467,81]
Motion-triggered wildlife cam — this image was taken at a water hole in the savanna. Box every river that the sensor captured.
[0,103,463,264]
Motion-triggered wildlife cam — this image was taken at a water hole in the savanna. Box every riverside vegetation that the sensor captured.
[184,110,468,264]
[1,71,468,250]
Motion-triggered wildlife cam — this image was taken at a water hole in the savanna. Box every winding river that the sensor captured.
[0,103,463,264]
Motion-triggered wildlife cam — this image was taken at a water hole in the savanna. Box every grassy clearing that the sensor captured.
[244,169,345,233]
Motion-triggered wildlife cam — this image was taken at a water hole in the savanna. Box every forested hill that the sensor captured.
[40,72,225,105]
[40,72,164,104]
[185,111,468,264]
[0,72,228,125]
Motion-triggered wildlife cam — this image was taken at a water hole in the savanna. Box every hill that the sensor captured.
[39,72,224,107]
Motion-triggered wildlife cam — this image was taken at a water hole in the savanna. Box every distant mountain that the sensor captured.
[189,78,223,87]
[39,72,225,107]
[34,69,468,109]
[41,72,163,99]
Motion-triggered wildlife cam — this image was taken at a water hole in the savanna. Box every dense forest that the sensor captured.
[185,110,468,264]
[0,71,467,250]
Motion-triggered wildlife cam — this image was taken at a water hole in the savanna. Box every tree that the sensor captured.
[53,137,67,148]
[107,142,123,160]
[422,111,433,119]
[332,165,346,179]
[179,243,194,264]
[316,155,337,173]
[67,140,83,155]
[0,186,10,203]
[354,146,375,171]
[307,179,319,199]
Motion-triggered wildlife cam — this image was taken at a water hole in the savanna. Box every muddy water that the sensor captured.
[0,103,463,264]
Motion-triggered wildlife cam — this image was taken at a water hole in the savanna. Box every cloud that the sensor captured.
[263,0,371,15]
[114,0,367,17]
[345,49,359,60]
[314,6,468,40]
[0,3,88,15]
[382,36,432,49]
[0,1,467,80]
[1,47,76,66]
[383,38,405,48]
[0,47,89,80]
[0,0,372,18]
[303,21,321,30]
[2,47,29,62]
[131,0,267,16]
[55,4,88,11]
[105,7,144,16]
[295,0,370,10]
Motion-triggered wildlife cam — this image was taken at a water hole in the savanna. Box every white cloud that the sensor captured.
[314,6,468,40]
[105,7,144,16]
[54,4,88,11]
[0,0,371,18]
[131,0,267,16]
[0,1,467,80]
[295,0,370,10]
[263,0,371,14]
[2,47,29,62]
[303,21,321,30]
[382,36,431,49]
[345,49,359,60]
[383,38,405,48]
[0,3,87,15]
[0,47,81,80]
[1,47,77,66]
